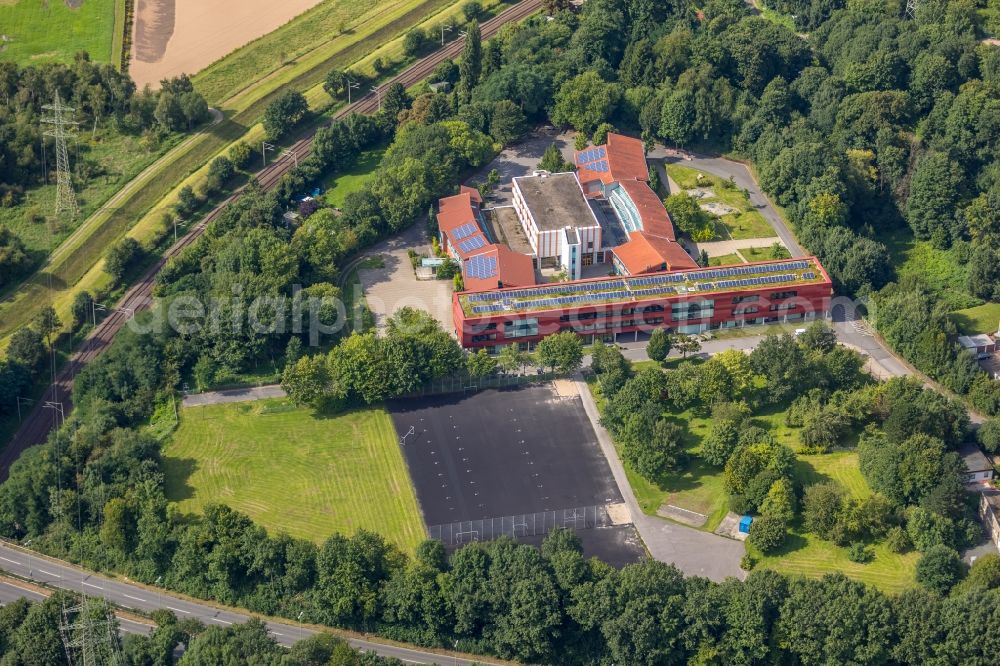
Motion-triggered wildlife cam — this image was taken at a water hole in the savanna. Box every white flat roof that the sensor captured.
[959,334,995,348]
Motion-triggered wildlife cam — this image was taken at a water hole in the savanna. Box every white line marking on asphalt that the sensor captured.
[167,606,190,614]
[123,594,146,602]
[211,618,232,625]
[0,557,19,565]
[82,582,102,589]
[37,569,58,577]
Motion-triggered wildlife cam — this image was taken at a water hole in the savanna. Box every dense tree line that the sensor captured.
[0,593,405,665]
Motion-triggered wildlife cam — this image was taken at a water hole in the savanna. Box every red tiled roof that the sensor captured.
[617,179,675,241]
[612,232,698,275]
[575,133,649,186]
[437,192,490,260]
[462,244,536,292]
[606,133,649,182]
[437,193,476,234]
[459,184,482,205]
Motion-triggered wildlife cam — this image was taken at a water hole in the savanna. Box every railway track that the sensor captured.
[0,0,542,479]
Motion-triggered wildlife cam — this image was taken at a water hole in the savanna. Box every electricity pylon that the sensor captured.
[60,596,126,666]
[42,91,79,219]
[905,0,918,19]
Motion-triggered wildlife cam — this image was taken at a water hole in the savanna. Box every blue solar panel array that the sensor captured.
[577,147,607,163]
[683,261,809,282]
[463,261,816,314]
[712,274,798,290]
[466,254,497,279]
[458,236,486,253]
[452,223,478,240]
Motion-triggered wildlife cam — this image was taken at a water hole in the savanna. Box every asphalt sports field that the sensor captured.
[388,383,645,565]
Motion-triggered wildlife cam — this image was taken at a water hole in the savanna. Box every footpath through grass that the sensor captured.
[0,0,119,64]
[163,399,425,553]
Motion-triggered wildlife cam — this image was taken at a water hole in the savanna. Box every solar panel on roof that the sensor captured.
[466,254,497,279]
[453,223,477,240]
[459,236,486,253]
[803,271,816,279]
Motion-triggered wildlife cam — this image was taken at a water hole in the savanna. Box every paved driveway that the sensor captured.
[574,376,746,582]
[649,148,806,257]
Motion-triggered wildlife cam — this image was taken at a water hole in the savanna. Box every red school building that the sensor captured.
[452,257,834,350]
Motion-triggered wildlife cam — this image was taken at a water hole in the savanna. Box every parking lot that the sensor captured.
[388,383,645,565]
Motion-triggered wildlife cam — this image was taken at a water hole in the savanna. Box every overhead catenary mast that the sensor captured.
[41,91,80,219]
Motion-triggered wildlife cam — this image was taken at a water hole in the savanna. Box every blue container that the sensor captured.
[739,515,753,534]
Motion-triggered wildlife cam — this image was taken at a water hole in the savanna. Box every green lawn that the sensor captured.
[952,302,1000,336]
[757,452,919,594]
[708,253,743,266]
[743,244,790,262]
[667,164,777,240]
[0,0,120,64]
[322,144,387,207]
[162,399,425,553]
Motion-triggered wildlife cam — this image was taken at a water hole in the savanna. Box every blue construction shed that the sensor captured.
[739,515,753,534]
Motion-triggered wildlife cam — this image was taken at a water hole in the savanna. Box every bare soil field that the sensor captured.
[130,0,326,89]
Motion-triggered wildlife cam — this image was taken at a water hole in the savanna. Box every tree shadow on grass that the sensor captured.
[768,530,810,557]
[162,456,197,502]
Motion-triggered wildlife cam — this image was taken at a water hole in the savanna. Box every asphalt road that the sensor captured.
[1,0,544,481]
[0,541,495,664]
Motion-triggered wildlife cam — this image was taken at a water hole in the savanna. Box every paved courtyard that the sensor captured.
[356,225,454,334]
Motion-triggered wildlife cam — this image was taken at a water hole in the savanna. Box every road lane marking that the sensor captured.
[82,582,103,589]
[166,606,190,614]
[0,557,20,565]
[210,618,232,625]
[37,569,59,577]
[123,594,147,602]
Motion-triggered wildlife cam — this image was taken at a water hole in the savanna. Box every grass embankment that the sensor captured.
[0,0,118,64]
[667,164,776,240]
[163,398,425,553]
[0,0,493,349]
[883,227,983,311]
[755,452,919,594]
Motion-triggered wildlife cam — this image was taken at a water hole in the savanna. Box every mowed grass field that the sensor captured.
[0,0,119,64]
[162,399,425,553]
[757,452,919,593]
